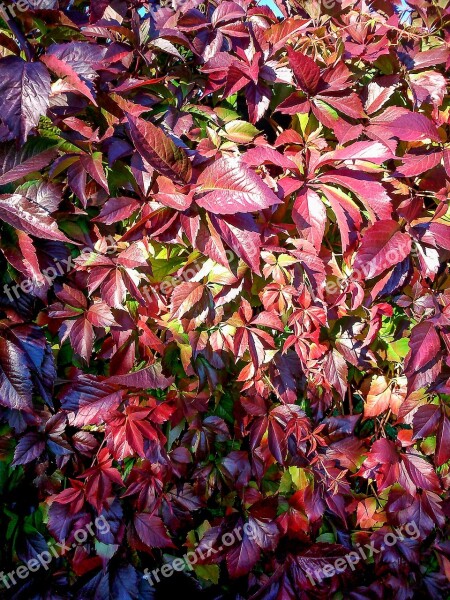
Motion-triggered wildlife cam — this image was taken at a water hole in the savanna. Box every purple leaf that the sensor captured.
[106,364,173,389]
[134,513,175,548]
[13,432,45,465]
[0,56,51,144]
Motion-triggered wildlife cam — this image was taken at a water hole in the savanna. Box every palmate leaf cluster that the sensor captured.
[0,0,449,598]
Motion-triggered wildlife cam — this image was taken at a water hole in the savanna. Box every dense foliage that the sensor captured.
[0,0,449,598]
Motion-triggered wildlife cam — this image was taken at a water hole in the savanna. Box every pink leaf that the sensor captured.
[196,157,281,214]
[293,188,326,251]
[319,169,392,221]
[0,194,72,243]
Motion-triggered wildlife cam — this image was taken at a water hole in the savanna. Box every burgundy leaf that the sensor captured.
[93,197,140,225]
[226,528,260,578]
[127,114,192,185]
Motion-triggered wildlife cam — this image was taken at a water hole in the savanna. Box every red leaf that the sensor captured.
[405,321,441,374]
[429,222,450,251]
[367,107,440,143]
[61,377,124,426]
[363,376,392,418]
[387,112,440,142]
[99,269,127,309]
[412,405,441,439]
[170,282,207,320]
[80,153,109,193]
[56,284,87,309]
[320,169,392,221]
[267,416,288,464]
[318,141,392,168]
[287,47,321,94]
[210,213,262,274]
[195,157,281,214]
[86,303,116,328]
[353,221,411,279]
[396,151,442,177]
[93,197,140,225]
[435,412,450,466]
[69,317,94,363]
[401,452,441,493]
[295,543,349,577]
[323,350,348,399]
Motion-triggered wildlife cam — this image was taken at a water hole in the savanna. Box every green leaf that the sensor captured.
[387,338,410,362]
[224,120,260,144]
[314,99,339,121]
[194,563,220,584]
